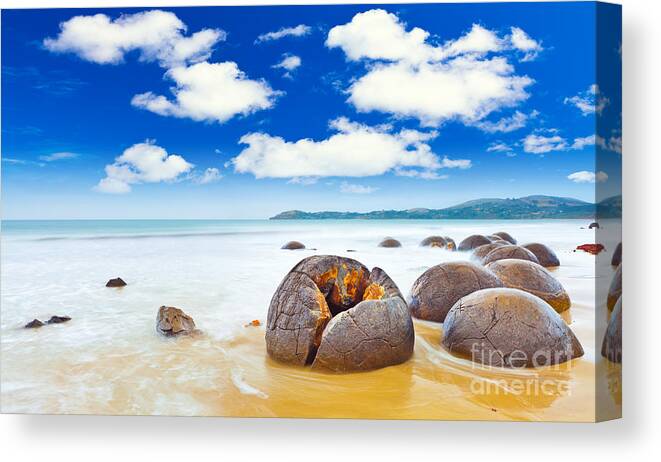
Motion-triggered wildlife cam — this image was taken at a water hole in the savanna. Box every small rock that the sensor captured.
[281,241,305,250]
[607,264,622,311]
[589,222,600,229]
[378,237,402,248]
[46,315,71,324]
[24,319,44,329]
[420,236,447,248]
[245,319,261,327]
[523,243,560,267]
[106,277,127,287]
[576,243,605,255]
[492,232,517,244]
[458,235,492,251]
[156,306,196,337]
[482,245,540,265]
[442,288,584,367]
[444,237,456,251]
[611,242,622,266]
[601,297,622,363]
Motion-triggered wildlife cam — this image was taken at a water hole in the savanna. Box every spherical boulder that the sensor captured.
[601,297,622,363]
[482,245,540,266]
[523,243,560,267]
[487,235,509,244]
[485,259,571,313]
[156,306,196,337]
[611,242,622,267]
[106,277,127,287]
[420,236,447,248]
[458,235,492,251]
[408,261,502,322]
[444,237,457,251]
[493,232,517,244]
[442,288,584,368]
[607,264,622,311]
[472,242,507,262]
[379,237,402,248]
[266,256,414,372]
[281,241,305,250]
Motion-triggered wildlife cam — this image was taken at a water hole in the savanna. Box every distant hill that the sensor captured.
[270,195,622,220]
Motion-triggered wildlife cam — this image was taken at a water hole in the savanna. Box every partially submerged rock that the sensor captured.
[607,264,622,311]
[482,245,540,266]
[444,236,456,251]
[472,242,507,262]
[408,261,502,322]
[486,259,571,313]
[458,235,491,251]
[487,235,509,244]
[46,315,71,324]
[266,256,414,372]
[523,243,560,267]
[106,277,127,287]
[611,242,622,267]
[492,232,517,244]
[282,241,306,250]
[589,222,600,229]
[156,306,196,337]
[601,297,622,363]
[24,319,44,329]
[420,236,447,248]
[379,237,402,248]
[442,288,584,367]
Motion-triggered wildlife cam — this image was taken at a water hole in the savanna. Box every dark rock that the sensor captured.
[379,237,402,248]
[486,259,571,313]
[442,288,584,367]
[24,319,44,329]
[266,256,414,372]
[156,306,196,337]
[444,236,456,251]
[458,235,492,251]
[611,242,622,266]
[523,243,560,267]
[106,277,127,287]
[607,264,622,311]
[472,242,507,262]
[482,245,540,266]
[589,222,600,229]
[601,297,622,363]
[576,243,605,255]
[46,315,71,324]
[281,241,306,250]
[492,232,517,244]
[408,261,502,322]
[420,236,447,248]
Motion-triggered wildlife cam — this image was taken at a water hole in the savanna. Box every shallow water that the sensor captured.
[0,219,621,420]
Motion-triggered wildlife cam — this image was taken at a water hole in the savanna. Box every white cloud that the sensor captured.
[509,27,543,61]
[522,133,567,154]
[339,182,378,194]
[567,170,608,183]
[131,61,280,123]
[43,10,225,68]
[231,117,470,179]
[394,168,449,180]
[256,24,311,43]
[487,142,513,152]
[95,140,194,194]
[272,54,301,78]
[564,84,610,116]
[571,134,596,150]
[326,10,536,127]
[194,167,222,184]
[39,152,79,161]
[473,110,529,133]
[288,176,319,185]
[597,134,622,154]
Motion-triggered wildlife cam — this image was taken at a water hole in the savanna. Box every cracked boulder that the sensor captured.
[523,243,560,267]
[282,241,306,250]
[607,264,622,311]
[482,245,540,266]
[420,236,447,248]
[408,261,503,322]
[266,256,414,372]
[601,297,622,363]
[472,242,507,262]
[486,259,571,313]
[492,232,517,245]
[156,306,196,337]
[442,288,584,368]
[458,235,492,251]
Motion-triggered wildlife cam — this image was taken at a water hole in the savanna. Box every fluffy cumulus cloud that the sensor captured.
[95,140,194,193]
[473,110,533,133]
[131,62,280,123]
[597,133,622,154]
[522,131,595,154]
[230,117,470,179]
[194,167,223,184]
[272,54,302,78]
[487,142,513,153]
[256,24,311,43]
[325,10,541,127]
[567,170,608,183]
[43,10,225,68]
[564,84,610,116]
[571,134,596,150]
[339,181,378,194]
[509,27,543,62]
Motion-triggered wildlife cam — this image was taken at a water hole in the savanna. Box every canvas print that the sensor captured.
[1,2,621,421]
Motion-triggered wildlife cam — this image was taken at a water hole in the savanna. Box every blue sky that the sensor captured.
[1,2,621,219]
